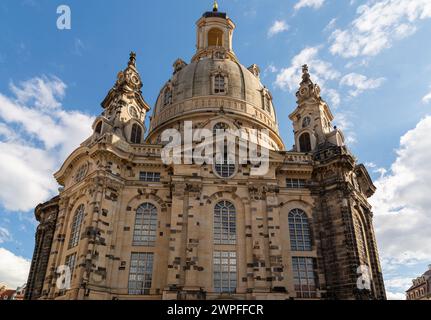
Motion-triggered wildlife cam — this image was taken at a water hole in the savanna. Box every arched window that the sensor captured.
[133,203,158,246]
[130,124,142,144]
[208,28,223,47]
[214,201,236,245]
[69,204,84,249]
[288,209,312,251]
[213,122,229,136]
[354,214,369,265]
[213,123,236,178]
[214,145,236,178]
[214,74,226,94]
[299,132,312,152]
[95,121,102,134]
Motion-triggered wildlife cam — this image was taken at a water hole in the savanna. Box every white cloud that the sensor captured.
[340,73,385,97]
[0,227,11,243]
[330,0,431,58]
[268,20,289,37]
[386,291,406,300]
[0,76,94,212]
[0,248,30,289]
[422,87,431,104]
[275,46,340,92]
[324,18,337,32]
[371,116,431,269]
[334,112,357,145]
[294,0,325,11]
[326,88,340,107]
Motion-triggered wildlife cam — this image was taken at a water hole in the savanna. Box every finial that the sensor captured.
[301,64,311,84]
[128,51,137,67]
[213,0,218,12]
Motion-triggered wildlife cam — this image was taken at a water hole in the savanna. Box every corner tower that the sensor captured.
[93,52,150,145]
[289,65,345,152]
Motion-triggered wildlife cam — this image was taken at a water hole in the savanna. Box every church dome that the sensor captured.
[147,7,284,150]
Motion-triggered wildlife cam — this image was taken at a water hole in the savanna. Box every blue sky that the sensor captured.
[1,0,431,299]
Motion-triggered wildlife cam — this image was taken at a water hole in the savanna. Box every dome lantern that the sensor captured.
[193,4,236,62]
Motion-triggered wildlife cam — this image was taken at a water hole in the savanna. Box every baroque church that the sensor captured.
[25,4,386,300]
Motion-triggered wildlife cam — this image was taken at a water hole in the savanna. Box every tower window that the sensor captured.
[214,201,236,245]
[131,124,142,144]
[128,252,154,295]
[214,74,226,94]
[133,203,158,247]
[208,28,223,47]
[95,121,102,134]
[288,208,312,251]
[69,205,84,249]
[299,132,312,152]
[292,257,317,298]
[213,251,237,294]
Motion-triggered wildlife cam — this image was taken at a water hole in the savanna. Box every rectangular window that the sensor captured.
[286,178,307,189]
[128,252,154,295]
[139,172,161,182]
[213,251,237,294]
[214,75,225,94]
[292,257,317,299]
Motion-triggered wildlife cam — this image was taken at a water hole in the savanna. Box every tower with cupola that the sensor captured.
[290,65,345,153]
[91,52,150,145]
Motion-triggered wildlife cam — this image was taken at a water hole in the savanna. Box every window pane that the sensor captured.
[213,250,237,294]
[292,257,317,298]
[214,201,236,245]
[133,203,158,246]
[128,253,154,295]
[68,205,84,249]
[288,209,312,251]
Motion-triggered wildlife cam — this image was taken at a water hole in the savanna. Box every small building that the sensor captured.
[406,265,431,300]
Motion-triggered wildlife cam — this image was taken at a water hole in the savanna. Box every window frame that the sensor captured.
[139,172,161,182]
[132,203,158,247]
[213,200,237,245]
[288,208,312,251]
[213,250,237,294]
[68,205,85,249]
[292,256,318,299]
[130,123,142,144]
[286,178,307,189]
[128,252,154,295]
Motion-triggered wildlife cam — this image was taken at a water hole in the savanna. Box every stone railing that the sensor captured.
[150,96,278,133]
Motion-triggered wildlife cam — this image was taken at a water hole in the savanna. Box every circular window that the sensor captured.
[128,106,138,119]
[214,161,236,179]
[75,163,88,183]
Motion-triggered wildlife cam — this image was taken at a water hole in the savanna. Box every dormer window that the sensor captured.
[262,88,272,114]
[214,74,226,94]
[163,88,172,106]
